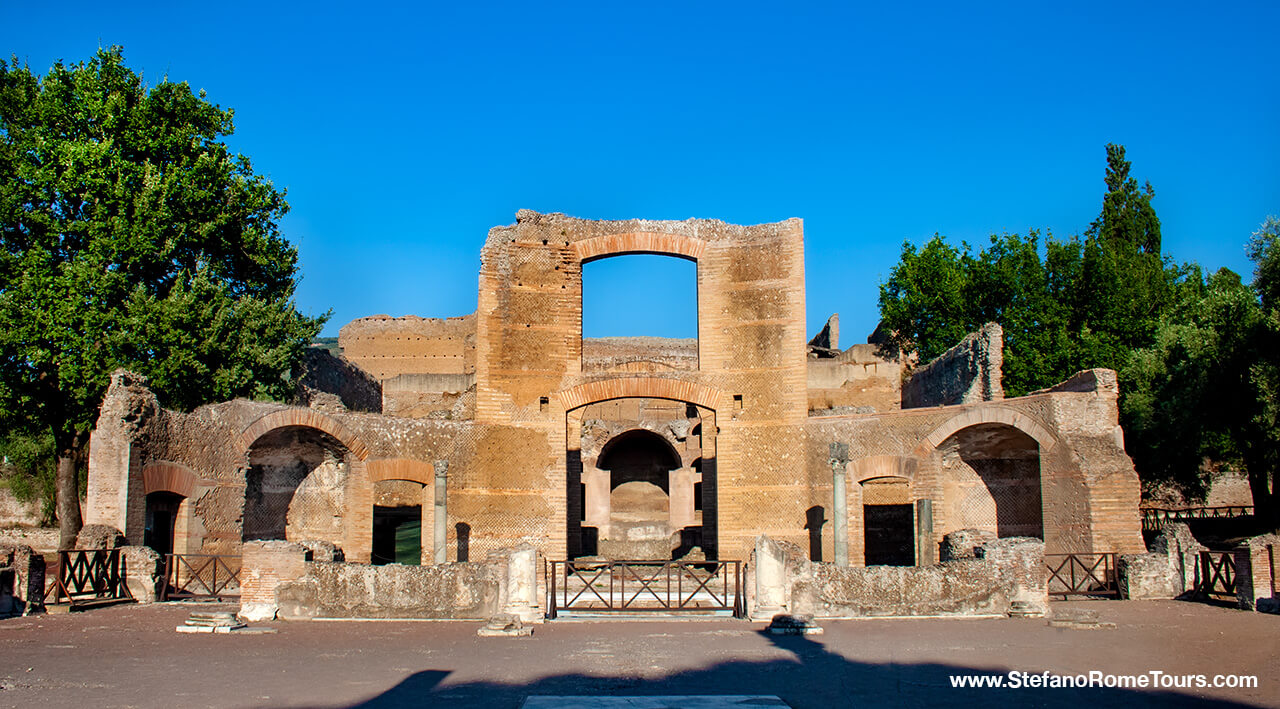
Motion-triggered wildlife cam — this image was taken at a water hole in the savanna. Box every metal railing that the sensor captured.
[547,559,744,618]
[1142,506,1254,531]
[1044,553,1119,599]
[44,549,132,608]
[161,554,242,601]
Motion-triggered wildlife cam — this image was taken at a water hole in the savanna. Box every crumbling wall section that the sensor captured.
[0,544,45,616]
[275,560,502,619]
[295,347,382,413]
[582,337,698,373]
[750,533,1047,619]
[807,344,904,414]
[902,323,1003,409]
[381,373,475,419]
[1117,522,1203,600]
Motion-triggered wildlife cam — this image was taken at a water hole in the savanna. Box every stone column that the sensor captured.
[434,461,448,564]
[829,442,849,567]
[502,542,542,623]
[916,499,934,566]
[750,535,789,621]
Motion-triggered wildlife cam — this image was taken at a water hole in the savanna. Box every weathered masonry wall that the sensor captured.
[807,344,904,415]
[801,368,1145,563]
[85,212,1146,604]
[473,211,810,561]
[902,323,1004,409]
[750,534,1048,619]
[339,314,476,381]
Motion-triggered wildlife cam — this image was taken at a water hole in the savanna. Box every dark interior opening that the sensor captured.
[144,491,184,556]
[372,505,422,566]
[864,503,914,566]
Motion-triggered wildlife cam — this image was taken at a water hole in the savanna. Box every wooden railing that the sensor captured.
[1142,506,1254,531]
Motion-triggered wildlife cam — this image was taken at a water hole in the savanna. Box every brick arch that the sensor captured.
[572,232,706,264]
[557,377,724,412]
[142,461,203,498]
[366,458,435,485]
[848,455,920,483]
[236,409,370,461]
[912,406,1058,458]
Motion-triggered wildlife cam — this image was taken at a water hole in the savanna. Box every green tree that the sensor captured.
[0,48,325,548]
[878,144,1182,396]
[1121,267,1259,503]
[1243,217,1280,525]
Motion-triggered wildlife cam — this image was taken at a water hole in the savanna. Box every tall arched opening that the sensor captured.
[242,426,351,543]
[565,390,717,561]
[937,423,1044,539]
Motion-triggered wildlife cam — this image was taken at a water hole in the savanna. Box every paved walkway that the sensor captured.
[0,601,1276,708]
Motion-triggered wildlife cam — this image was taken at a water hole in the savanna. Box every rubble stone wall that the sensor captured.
[274,560,502,620]
[902,323,1003,409]
[750,534,1047,619]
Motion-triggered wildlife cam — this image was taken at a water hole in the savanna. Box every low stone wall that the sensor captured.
[240,539,540,622]
[0,527,58,553]
[750,533,1047,620]
[1118,523,1202,601]
[0,488,42,528]
[275,561,501,620]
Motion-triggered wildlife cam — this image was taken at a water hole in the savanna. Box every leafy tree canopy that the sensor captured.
[877,144,1183,397]
[0,47,325,545]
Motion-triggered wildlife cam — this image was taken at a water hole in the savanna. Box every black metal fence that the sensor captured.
[1044,553,1119,598]
[161,554,241,601]
[547,560,744,618]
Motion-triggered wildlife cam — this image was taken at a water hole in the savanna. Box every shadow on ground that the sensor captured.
[329,629,1259,709]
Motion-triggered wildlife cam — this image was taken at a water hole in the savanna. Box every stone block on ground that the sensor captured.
[477,613,533,637]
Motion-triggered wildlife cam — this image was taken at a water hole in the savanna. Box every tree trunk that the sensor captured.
[56,439,84,551]
[1249,468,1278,533]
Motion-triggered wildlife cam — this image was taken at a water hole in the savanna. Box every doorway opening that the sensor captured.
[862,476,914,566]
[144,491,184,556]
[371,479,426,565]
[372,506,422,566]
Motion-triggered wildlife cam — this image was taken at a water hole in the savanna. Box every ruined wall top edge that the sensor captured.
[339,311,476,336]
[483,210,803,252]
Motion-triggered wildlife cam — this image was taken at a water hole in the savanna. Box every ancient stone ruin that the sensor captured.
[83,211,1147,619]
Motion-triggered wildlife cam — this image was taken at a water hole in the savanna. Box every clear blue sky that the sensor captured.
[5,1,1278,343]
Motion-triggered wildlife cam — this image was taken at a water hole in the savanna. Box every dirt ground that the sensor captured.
[0,600,1276,708]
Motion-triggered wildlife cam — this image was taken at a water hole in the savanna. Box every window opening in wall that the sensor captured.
[582,254,697,372]
[372,505,422,565]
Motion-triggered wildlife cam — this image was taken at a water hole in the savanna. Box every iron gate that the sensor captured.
[547,560,744,618]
